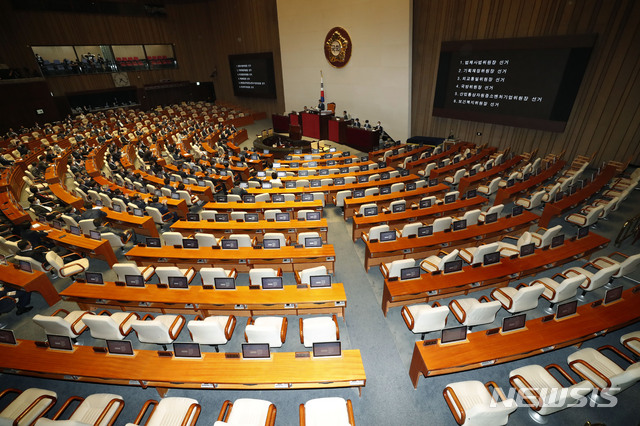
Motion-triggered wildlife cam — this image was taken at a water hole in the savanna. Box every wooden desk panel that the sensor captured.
[126,245,336,273]
[61,281,347,318]
[170,219,329,243]
[343,184,449,220]
[0,264,60,306]
[40,226,118,267]
[104,210,159,238]
[202,200,323,216]
[381,233,609,314]
[429,148,497,180]
[0,341,366,397]
[458,155,523,194]
[493,160,566,206]
[352,196,488,242]
[409,286,640,387]
[406,142,471,174]
[363,211,537,270]
[49,183,84,209]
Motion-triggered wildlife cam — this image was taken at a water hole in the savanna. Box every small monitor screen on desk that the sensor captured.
[419,199,432,209]
[89,230,101,240]
[555,192,564,202]
[134,208,144,217]
[216,195,228,203]
[214,277,236,290]
[380,186,391,195]
[469,169,477,176]
[484,212,498,224]
[183,239,199,249]
[406,182,417,191]
[174,342,202,359]
[353,189,365,199]
[483,251,500,266]
[85,272,104,284]
[275,212,290,222]
[263,149,270,154]
[294,149,302,155]
[604,286,623,305]
[306,211,321,221]
[512,205,524,216]
[47,334,73,351]
[363,206,378,217]
[262,182,272,189]
[308,161,318,167]
[154,190,162,197]
[0,329,16,345]
[440,326,467,344]
[112,204,122,213]
[328,160,336,166]
[340,167,349,174]
[168,276,189,289]
[310,275,331,288]
[520,242,535,257]
[277,171,286,178]
[418,225,433,237]
[556,300,578,319]
[187,213,200,222]
[171,193,180,200]
[452,220,467,231]
[577,226,589,239]
[242,343,270,359]
[299,170,309,177]
[502,314,526,333]
[19,260,32,273]
[215,213,229,222]
[466,189,477,199]
[429,179,439,187]
[358,175,368,183]
[443,260,463,274]
[198,180,206,186]
[301,193,313,202]
[444,194,456,204]
[304,237,322,247]
[334,178,345,186]
[506,179,515,188]
[146,237,161,247]
[263,238,280,249]
[392,203,406,213]
[243,195,255,203]
[245,213,259,222]
[262,276,283,289]
[221,239,239,250]
[313,341,341,358]
[400,169,409,177]
[70,226,81,236]
[551,234,564,248]
[381,172,390,180]
[125,275,145,287]
[257,171,266,177]
[285,181,296,189]
[400,266,421,280]
[273,194,285,202]
[107,339,134,356]
[38,214,47,223]
[523,172,532,181]
[360,165,369,172]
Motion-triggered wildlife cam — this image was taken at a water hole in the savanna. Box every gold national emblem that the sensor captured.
[324,27,352,68]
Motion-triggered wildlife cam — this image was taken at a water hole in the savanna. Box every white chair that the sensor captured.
[384,199,406,213]
[562,263,619,298]
[60,214,79,230]
[491,283,546,313]
[380,258,417,280]
[478,204,504,222]
[515,190,546,210]
[358,203,377,215]
[400,222,423,238]
[297,209,315,220]
[477,177,501,196]
[0,388,57,426]
[334,190,351,207]
[297,179,310,188]
[449,296,501,329]
[418,162,436,177]
[34,393,125,426]
[113,262,155,282]
[509,364,593,423]
[200,210,218,221]
[229,234,253,248]
[565,205,604,227]
[432,217,453,233]
[262,232,288,247]
[130,314,186,350]
[443,380,516,426]
[162,231,185,246]
[364,187,378,197]
[459,243,500,265]
[420,249,459,272]
[541,183,561,203]
[530,225,563,248]
[244,316,287,348]
[230,211,247,221]
[33,309,90,339]
[46,251,89,278]
[444,169,466,187]
[295,266,328,285]
[200,267,238,286]
[444,191,459,202]
[299,315,339,347]
[126,397,200,426]
[0,235,20,256]
[363,224,398,242]
[214,398,276,426]
[187,315,236,351]
[298,232,321,247]
[532,274,585,312]
[590,252,640,283]
[254,193,270,202]
[264,209,281,221]
[568,346,640,397]
[299,397,354,426]
[453,209,482,226]
[99,193,113,209]
[496,232,532,257]
[249,268,282,286]
[401,302,449,339]
[82,311,139,341]
[621,331,640,357]
[145,206,172,226]
[154,266,196,285]
[195,232,218,247]
[101,232,125,251]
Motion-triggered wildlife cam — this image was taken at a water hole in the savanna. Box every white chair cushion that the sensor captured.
[225,399,272,426]
[304,397,351,426]
[0,388,57,426]
[301,317,337,347]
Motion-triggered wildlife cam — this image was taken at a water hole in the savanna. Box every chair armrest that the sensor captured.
[132,399,158,425]
[485,381,508,402]
[332,314,340,340]
[515,283,528,289]
[598,344,635,365]
[51,395,84,420]
[449,299,465,323]
[141,265,155,280]
[380,263,390,279]
[70,311,92,335]
[251,237,257,246]
[52,308,71,317]
[401,306,414,330]
[224,315,236,340]
[140,313,155,321]
[479,295,491,303]
[276,268,283,277]
[346,400,355,426]
[491,288,513,310]
[299,318,304,344]
[568,359,612,390]
[161,212,172,221]
[60,262,86,277]
[119,312,139,336]
[168,315,186,340]
[545,363,577,385]
[184,267,196,283]
[265,404,277,426]
[294,270,302,284]
[509,374,543,410]
[608,251,630,261]
[533,279,556,300]
[280,317,288,343]
[552,273,567,280]
[442,386,465,425]
[217,400,232,422]
[14,392,58,425]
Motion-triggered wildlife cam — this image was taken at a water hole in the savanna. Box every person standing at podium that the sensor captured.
[317,99,325,111]
[342,111,350,120]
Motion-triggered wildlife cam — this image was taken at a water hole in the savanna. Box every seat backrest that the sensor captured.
[101,233,124,249]
[584,205,604,225]
[390,182,404,193]
[200,268,230,285]
[200,210,218,220]
[113,263,141,282]
[195,233,217,247]
[584,264,618,291]
[264,209,281,221]
[188,318,227,344]
[83,315,122,340]
[512,284,545,312]
[461,209,481,226]
[358,203,377,215]
[155,266,183,284]
[471,243,500,264]
[297,209,315,220]
[298,232,320,246]
[299,266,328,284]
[401,222,423,238]
[254,193,270,202]
[145,207,165,224]
[163,232,184,246]
[263,232,286,247]
[445,191,459,201]
[552,275,585,302]
[546,183,561,200]
[249,268,278,285]
[432,217,453,233]
[452,168,466,183]
[33,314,72,336]
[529,190,546,208]
[538,225,563,247]
[131,318,170,343]
[0,388,57,426]
[368,224,390,241]
[438,249,459,269]
[177,190,192,205]
[229,234,252,247]
[616,253,640,277]
[388,258,416,278]
[413,305,449,331]
[465,300,501,325]
[60,214,78,228]
[45,251,64,272]
[364,187,378,197]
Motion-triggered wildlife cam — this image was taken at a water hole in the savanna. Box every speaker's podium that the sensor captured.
[289,124,301,140]
[301,111,334,140]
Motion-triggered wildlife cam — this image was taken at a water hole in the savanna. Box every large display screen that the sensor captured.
[433,35,596,132]
[229,52,277,98]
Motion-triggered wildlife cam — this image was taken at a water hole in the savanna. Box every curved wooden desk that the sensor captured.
[458,155,523,193]
[406,142,471,174]
[428,147,497,180]
[0,264,60,306]
[0,341,366,397]
[202,200,323,217]
[493,159,566,206]
[381,233,609,315]
[409,286,640,387]
[61,281,347,318]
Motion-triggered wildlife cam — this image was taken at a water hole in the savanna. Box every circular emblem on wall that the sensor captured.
[324,27,352,68]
